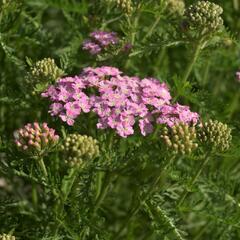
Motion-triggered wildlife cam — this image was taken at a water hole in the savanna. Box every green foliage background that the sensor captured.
[1,0,240,239]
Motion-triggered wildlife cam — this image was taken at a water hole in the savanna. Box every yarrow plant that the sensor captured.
[1,0,239,239]
[42,66,199,137]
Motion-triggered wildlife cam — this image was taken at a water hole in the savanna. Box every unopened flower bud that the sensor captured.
[165,0,185,16]
[161,123,198,155]
[198,119,232,152]
[14,122,59,155]
[184,1,224,37]
[0,234,15,240]
[60,134,100,168]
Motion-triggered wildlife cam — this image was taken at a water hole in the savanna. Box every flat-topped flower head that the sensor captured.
[14,122,59,155]
[0,234,15,240]
[184,1,224,37]
[83,31,119,55]
[60,134,100,167]
[42,66,199,138]
[198,119,232,152]
[161,123,198,155]
[156,103,199,127]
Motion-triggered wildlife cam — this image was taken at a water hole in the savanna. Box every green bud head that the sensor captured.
[165,0,185,16]
[184,1,224,36]
[61,134,100,168]
[0,234,16,240]
[27,58,64,86]
[198,119,232,152]
[161,123,198,155]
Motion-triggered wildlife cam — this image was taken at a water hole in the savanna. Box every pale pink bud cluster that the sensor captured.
[14,122,59,153]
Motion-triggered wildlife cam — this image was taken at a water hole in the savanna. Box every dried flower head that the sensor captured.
[29,58,64,84]
[0,234,15,240]
[14,122,59,155]
[161,123,198,155]
[198,119,232,152]
[184,1,224,36]
[60,134,100,167]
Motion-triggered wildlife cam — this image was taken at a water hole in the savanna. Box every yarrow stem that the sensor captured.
[93,171,112,216]
[177,152,211,207]
[114,157,174,239]
[38,157,48,178]
[79,171,113,239]
[145,201,184,240]
[182,40,203,84]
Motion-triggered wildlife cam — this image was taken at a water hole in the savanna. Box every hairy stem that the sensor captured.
[31,182,38,209]
[145,201,184,240]
[38,157,48,178]
[80,171,113,239]
[182,41,203,83]
[93,171,112,216]
[114,158,173,240]
[177,153,211,207]
[143,15,161,42]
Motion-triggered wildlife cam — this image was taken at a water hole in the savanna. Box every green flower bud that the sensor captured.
[165,0,185,16]
[29,58,64,83]
[160,123,198,155]
[198,120,232,152]
[26,58,64,94]
[0,234,16,240]
[184,1,223,36]
[106,0,133,15]
[61,134,100,167]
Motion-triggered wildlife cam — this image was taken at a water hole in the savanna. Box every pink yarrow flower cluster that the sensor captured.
[14,122,59,153]
[83,31,119,55]
[42,66,199,138]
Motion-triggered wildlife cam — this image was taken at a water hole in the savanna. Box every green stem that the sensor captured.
[54,168,78,235]
[79,171,113,240]
[31,182,38,209]
[182,41,203,84]
[146,202,184,240]
[202,60,210,85]
[233,0,239,10]
[38,157,48,178]
[227,91,240,119]
[93,171,112,216]
[114,159,173,240]
[143,15,161,42]
[177,153,211,207]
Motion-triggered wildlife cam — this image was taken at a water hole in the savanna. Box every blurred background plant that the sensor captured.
[0,0,240,239]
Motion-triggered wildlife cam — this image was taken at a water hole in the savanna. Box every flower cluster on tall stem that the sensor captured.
[42,66,199,137]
